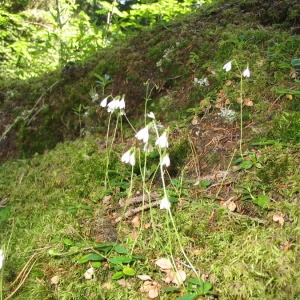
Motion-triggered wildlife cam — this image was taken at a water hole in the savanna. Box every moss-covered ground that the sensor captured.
[0,0,300,299]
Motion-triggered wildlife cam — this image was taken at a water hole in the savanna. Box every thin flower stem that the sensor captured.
[104,113,113,188]
[167,210,199,278]
[239,74,244,156]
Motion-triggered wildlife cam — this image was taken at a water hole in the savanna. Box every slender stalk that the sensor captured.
[239,74,244,156]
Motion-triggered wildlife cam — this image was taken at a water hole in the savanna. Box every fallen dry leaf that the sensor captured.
[117,279,132,288]
[102,195,112,204]
[140,281,161,299]
[191,116,200,125]
[148,284,160,299]
[131,230,138,240]
[163,269,186,286]
[84,267,94,280]
[221,198,237,212]
[155,258,172,270]
[273,213,285,226]
[131,215,140,228]
[244,97,254,106]
[50,275,60,285]
[102,282,112,290]
[280,239,293,251]
[144,222,152,229]
[138,274,153,281]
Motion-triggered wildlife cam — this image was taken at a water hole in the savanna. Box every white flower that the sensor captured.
[100,97,108,107]
[0,250,4,270]
[160,196,171,210]
[194,77,209,86]
[107,99,119,113]
[135,126,149,144]
[155,131,168,148]
[119,97,125,109]
[147,112,155,119]
[121,149,135,166]
[161,154,170,167]
[129,152,136,166]
[223,61,232,72]
[121,150,131,164]
[243,67,250,78]
[91,92,99,102]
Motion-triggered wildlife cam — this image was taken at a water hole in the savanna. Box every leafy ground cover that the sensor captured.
[1,0,300,299]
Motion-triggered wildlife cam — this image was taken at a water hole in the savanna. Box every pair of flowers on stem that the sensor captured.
[223,61,251,77]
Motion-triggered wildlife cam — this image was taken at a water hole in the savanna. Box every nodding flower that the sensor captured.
[223,61,232,72]
[121,149,135,166]
[155,131,169,148]
[160,196,171,210]
[161,154,170,167]
[243,67,251,78]
[135,126,149,144]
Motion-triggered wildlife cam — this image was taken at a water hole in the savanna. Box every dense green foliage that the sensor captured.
[0,0,212,79]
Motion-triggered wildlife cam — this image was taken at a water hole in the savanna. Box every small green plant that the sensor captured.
[177,277,217,299]
[238,182,270,208]
[73,103,87,136]
[94,73,113,95]
[234,151,266,170]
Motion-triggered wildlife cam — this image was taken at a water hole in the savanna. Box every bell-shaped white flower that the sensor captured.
[242,67,250,78]
[119,97,126,110]
[160,196,171,210]
[121,150,131,164]
[135,126,149,144]
[0,249,4,270]
[107,99,119,113]
[121,149,135,166]
[147,112,155,119]
[155,131,168,148]
[223,61,232,72]
[129,152,136,166]
[161,154,170,167]
[100,97,108,107]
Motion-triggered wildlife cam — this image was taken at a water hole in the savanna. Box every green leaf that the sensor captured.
[77,253,103,264]
[114,245,128,254]
[91,261,102,268]
[122,266,136,276]
[109,256,133,265]
[177,293,198,300]
[291,58,300,67]
[253,195,270,208]
[255,163,262,168]
[202,282,213,293]
[200,180,211,188]
[187,278,204,286]
[48,249,63,256]
[239,160,253,170]
[0,206,10,222]
[162,287,180,292]
[112,271,124,280]
[63,238,73,246]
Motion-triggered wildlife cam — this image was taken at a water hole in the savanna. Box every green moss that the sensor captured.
[267,112,300,143]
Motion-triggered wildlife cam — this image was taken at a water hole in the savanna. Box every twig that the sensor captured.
[115,199,161,223]
[0,198,9,208]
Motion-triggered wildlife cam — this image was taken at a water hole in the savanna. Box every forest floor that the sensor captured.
[0,0,300,299]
